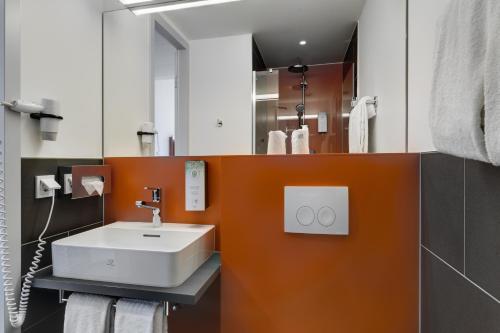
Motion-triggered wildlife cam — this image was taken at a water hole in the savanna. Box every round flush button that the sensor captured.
[296,206,315,226]
[318,206,336,227]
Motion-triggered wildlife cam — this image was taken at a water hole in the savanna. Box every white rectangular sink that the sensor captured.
[52,222,215,288]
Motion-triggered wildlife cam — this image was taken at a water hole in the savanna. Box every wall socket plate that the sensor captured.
[64,174,73,195]
[35,175,57,199]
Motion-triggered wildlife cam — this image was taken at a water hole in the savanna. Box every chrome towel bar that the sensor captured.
[58,290,177,317]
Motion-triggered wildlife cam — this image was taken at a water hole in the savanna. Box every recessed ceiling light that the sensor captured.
[132,0,242,15]
[299,40,307,46]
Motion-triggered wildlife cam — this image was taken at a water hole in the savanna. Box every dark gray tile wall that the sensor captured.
[465,160,500,300]
[421,153,464,272]
[21,158,103,333]
[421,153,500,333]
[421,250,500,333]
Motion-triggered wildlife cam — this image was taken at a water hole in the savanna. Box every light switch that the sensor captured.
[284,186,349,235]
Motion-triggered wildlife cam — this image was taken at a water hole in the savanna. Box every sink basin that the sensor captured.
[52,222,215,288]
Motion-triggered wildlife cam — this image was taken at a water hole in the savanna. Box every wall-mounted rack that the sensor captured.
[58,290,173,317]
[58,165,112,199]
[351,96,378,108]
[29,112,63,121]
[137,131,156,136]
[32,253,221,307]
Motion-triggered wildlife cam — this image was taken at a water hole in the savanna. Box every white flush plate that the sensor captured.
[284,186,349,235]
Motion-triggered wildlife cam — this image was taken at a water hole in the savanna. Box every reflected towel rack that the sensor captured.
[351,96,378,108]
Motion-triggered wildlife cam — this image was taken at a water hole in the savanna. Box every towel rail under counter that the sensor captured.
[32,253,221,305]
[58,290,175,317]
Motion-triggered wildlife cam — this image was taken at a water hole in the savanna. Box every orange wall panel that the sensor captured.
[219,154,419,333]
[279,64,344,153]
[104,154,419,333]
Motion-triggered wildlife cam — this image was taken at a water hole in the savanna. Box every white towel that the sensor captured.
[81,176,105,196]
[349,96,376,153]
[291,125,309,154]
[267,130,287,155]
[63,293,114,333]
[484,1,500,165]
[429,0,490,162]
[114,299,166,333]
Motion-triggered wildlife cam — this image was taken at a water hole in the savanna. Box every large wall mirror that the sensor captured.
[103,0,407,157]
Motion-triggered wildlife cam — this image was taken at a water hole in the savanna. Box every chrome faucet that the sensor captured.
[136,187,162,227]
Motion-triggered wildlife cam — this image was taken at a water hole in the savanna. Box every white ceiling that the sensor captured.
[163,0,365,68]
[104,0,366,68]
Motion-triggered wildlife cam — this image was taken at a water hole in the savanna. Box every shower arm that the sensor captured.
[301,73,306,126]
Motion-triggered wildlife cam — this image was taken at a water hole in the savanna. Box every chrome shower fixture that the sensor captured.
[288,64,309,126]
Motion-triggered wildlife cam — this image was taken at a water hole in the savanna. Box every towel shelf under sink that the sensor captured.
[32,252,220,305]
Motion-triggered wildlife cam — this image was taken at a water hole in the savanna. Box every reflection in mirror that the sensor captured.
[153,23,178,156]
[254,60,356,154]
[103,10,188,157]
[103,0,407,157]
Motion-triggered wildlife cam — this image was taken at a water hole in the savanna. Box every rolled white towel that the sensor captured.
[292,125,310,154]
[267,130,287,155]
[63,293,114,333]
[114,299,166,333]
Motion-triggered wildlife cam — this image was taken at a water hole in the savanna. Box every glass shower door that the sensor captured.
[254,70,279,154]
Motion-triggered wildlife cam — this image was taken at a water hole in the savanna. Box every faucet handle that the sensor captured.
[144,187,161,203]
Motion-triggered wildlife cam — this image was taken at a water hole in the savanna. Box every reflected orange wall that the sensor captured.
[105,154,419,333]
[279,64,343,153]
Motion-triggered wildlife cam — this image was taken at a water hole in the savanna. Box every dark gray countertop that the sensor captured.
[32,253,220,305]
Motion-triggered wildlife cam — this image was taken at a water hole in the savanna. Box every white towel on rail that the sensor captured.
[291,125,310,154]
[349,96,376,153]
[63,293,114,333]
[429,0,490,162]
[484,0,500,165]
[114,298,166,333]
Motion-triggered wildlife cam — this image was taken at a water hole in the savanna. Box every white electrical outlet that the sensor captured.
[64,174,73,195]
[35,175,59,199]
[284,186,349,235]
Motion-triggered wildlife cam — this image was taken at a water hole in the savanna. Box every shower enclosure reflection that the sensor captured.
[254,62,354,155]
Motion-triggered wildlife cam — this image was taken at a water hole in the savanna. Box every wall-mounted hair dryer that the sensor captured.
[1,99,63,141]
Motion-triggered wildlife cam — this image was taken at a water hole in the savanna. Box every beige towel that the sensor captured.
[267,130,287,155]
[484,0,500,165]
[291,125,310,154]
[349,96,376,153]
[114,299,166,333]
[63,293,114,333]
[430,0,490,162]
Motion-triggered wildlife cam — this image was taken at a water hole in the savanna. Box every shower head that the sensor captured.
[288,64,309,74]
[296,104,305,113]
